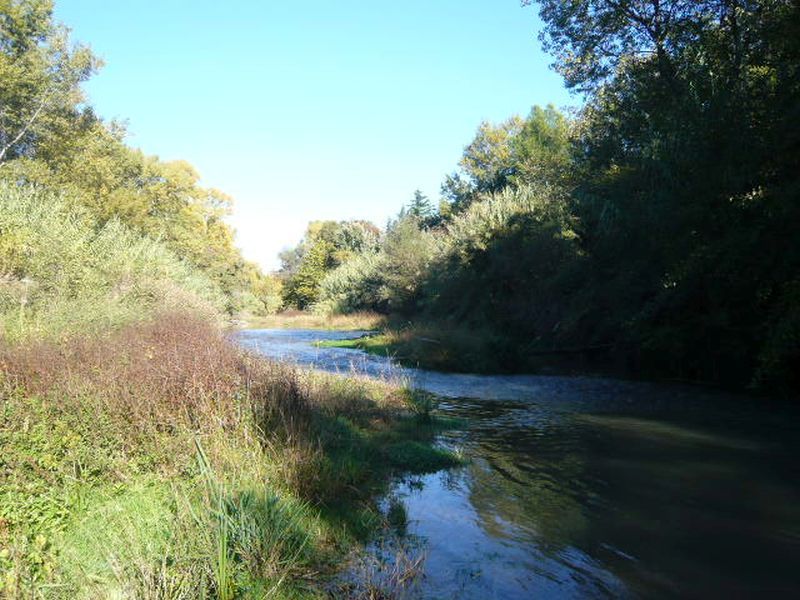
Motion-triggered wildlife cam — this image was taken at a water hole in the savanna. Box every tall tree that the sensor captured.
[408,189,434,223]
[0,0,98,163]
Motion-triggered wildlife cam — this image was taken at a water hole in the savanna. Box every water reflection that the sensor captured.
[236,329,800,598]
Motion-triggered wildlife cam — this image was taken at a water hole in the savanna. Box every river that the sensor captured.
[236,328,800,598]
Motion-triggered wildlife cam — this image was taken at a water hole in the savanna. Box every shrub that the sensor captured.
[376,215,441,314]
[316,251,385,314]
[0,183,223,342]
[0,313,456,597]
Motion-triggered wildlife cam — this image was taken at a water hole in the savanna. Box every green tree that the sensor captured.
[524,0,800,388]
[0,0,99,163]
[379,214,440,313]
[511,104,572,188]
[407,189,437,228]
[279,220,381,308]
[460,116,524,193]
[281,239,335,310]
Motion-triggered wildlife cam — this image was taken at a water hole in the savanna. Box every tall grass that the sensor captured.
[0,184,453,598]
[0,313,456,598]
[0,183,222,342]
[241,310,383,331]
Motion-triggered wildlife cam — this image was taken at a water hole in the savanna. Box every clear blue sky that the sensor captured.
[55,0,574,270]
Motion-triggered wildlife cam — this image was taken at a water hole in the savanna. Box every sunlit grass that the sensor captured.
[0,314,457,598]
[239,310,384,331]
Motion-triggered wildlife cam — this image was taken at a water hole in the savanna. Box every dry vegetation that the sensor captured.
[0,313,456,598]
[238,310,384,332]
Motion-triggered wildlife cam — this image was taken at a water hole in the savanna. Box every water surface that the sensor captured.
[237,328,800,598]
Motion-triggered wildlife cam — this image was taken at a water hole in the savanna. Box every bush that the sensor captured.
[0,183,223,342]
[316,251,385,314]
[423,184,581,342]
[0,313,456,597]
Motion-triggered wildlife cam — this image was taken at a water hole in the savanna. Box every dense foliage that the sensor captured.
[0,184,222,341]
[279,219,380,309]
[0,6,453,597]
[311,0,800,392]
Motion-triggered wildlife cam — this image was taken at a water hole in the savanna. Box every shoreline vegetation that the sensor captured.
[0,174,454,597]
[272,2,800,396]
[0,313,459,597]
[2,0,799,597]
[317,325,617,378]
[235,311,384,332]
[0,7,459,593]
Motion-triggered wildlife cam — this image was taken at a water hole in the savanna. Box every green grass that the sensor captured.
[318,334,394,355]
[0,317,461,598]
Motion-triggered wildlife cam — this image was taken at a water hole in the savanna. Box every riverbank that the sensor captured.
[317,323,549,375]
[254,326,800,597]
[237,311,384,332]
[0,313,457,598]
[318,322,762,388]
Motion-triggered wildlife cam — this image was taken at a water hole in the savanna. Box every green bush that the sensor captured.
[0,183,223,341]
[316,251,384,314]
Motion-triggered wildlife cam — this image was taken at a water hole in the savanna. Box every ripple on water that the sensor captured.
[236,328,800,599]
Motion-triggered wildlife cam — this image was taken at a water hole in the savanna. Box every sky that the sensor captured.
[55,0,574,270]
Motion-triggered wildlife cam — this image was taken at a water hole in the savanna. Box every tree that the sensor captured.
[523,0,800,388]
[524,0,712,93]
[460,116,524,193]
[511,104,572,188]
[379,214,440,313]
[407,189,435,225]
[279,219,381,309]
[281,239,335,309]
[0,0,99,163]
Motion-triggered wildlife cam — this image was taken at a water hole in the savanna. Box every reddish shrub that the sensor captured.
[1,312,245,433]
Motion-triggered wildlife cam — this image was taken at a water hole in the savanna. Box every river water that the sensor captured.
[236,328,800,598]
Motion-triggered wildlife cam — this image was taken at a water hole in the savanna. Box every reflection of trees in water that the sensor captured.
[461,409,800,596]
[464,420,590,550]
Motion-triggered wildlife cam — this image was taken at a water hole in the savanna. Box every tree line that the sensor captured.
[280,0,800,392]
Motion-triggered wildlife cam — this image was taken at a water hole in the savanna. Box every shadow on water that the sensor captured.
[236,329,800,598]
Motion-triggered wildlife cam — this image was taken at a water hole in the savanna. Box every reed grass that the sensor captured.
[239,310,383,331]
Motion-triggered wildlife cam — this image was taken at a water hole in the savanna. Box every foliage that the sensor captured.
[280,220,381,309]
[281,239,335,310]
[316,2,800,392]
[0,0,99,163]
[0,183,222,341]
[406,189,438,229]
[441,104,573,214]
[0,1,268,315]
[316,251,385,315]
[0,314,458,597]
[376,215,441,314]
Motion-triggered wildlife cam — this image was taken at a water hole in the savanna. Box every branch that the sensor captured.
[0,89,52,164]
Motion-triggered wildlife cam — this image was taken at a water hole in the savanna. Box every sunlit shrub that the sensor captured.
[0,183,223,341]
[316,251,385,314]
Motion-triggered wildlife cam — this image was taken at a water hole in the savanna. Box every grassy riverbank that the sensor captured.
[318,322,618,377]
[238,311,384,332]
[0,313,458,598]
[318,324,522,374]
